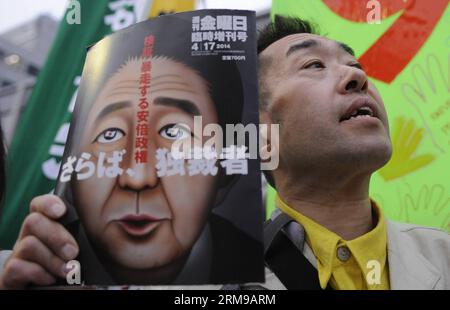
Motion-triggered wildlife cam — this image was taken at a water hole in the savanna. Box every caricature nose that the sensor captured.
[118,142,159,191]
[337,65,368,94]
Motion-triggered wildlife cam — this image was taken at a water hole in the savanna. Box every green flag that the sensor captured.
[0,0,147,248]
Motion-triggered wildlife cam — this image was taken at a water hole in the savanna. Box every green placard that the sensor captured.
[268,0,450,232]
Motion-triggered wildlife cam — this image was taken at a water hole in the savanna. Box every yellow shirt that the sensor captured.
[276,195,390,290]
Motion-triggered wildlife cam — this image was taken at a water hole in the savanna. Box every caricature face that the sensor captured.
[72,57,219,271]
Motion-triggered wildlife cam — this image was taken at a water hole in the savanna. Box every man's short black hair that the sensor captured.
[258,15,355,58]
[258,15,319,54]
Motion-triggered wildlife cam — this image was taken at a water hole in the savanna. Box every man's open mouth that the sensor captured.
[117,214,163,237]
[340,106,374,121]
[339,98,378,123]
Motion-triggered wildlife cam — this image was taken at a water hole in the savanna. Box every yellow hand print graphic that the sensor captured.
[399,184,450,232]
[401,53,450,153]
[379,117,435,181]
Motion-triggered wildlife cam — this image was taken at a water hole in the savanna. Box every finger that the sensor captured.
[29,194,66,220]
[1,258,56,289]
[404,127,423,157]
[402,83,425,106]
[397,120,414,153]
[407,154,435,173]
[19,212,79,261]
[401,119,415,148]
[391,117,403,146]
[15,235,67,279]
[432,54,449,94]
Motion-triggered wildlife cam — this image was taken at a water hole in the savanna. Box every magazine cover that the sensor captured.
[54,9,264,285]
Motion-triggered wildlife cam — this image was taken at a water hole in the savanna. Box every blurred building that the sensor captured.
[0,14,58,146]
[256,8,270,30]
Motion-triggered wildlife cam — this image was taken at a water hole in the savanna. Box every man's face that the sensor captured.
[260,34,392,174]
[72,57,219,270]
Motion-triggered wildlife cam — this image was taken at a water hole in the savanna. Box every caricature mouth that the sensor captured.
[117,214,164,237]
[339,98,379,123]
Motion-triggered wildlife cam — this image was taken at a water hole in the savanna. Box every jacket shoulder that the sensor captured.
[387,220,450,274]
[387,220,450,245]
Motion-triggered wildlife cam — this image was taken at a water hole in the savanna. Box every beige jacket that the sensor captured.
[251,219,450,290]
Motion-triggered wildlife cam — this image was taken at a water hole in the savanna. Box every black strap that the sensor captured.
[264,213,328,290]
[264,213,294,253]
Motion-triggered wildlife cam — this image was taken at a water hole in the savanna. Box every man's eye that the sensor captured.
[303,61,325,69]
[350,63,365,71]
[95,128,125,144]
[159,124,191,140]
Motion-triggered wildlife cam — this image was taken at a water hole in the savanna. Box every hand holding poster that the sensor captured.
[54,10,264,285]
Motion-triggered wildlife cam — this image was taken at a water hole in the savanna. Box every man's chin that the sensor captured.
[371,147,393,172]
[326,138,392,172]
[351,140,392,172]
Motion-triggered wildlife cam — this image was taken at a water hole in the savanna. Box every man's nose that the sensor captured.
[337,65,368,94]
[118,141,159,191]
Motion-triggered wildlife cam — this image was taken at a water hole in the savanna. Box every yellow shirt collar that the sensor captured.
[276,195,389,289]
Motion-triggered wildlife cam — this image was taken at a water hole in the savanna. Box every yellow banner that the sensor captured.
[149,0,196,17]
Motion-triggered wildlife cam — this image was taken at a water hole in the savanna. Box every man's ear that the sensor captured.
[259,110,279,162]
[259,111,271,158]
[259,109,278,188]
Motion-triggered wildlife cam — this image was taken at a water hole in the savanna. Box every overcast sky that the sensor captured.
[0,0,271,33]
